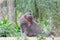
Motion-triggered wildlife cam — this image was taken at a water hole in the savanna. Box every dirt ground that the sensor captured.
[0,37,60,40]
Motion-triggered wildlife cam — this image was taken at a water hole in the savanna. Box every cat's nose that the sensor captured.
[28,16,33,19]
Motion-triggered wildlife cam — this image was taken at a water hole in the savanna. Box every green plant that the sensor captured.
[0,17,20,37]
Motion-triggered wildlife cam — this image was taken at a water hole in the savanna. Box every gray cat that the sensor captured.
[20,12,42,37]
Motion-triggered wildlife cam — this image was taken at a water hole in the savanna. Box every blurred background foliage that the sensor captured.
[0,17,20,37]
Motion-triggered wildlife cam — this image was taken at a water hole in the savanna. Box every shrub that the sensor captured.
[0,18,20,37]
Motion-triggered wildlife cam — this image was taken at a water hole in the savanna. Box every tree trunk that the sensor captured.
[7,0,16,22]
[0,4,4,21]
